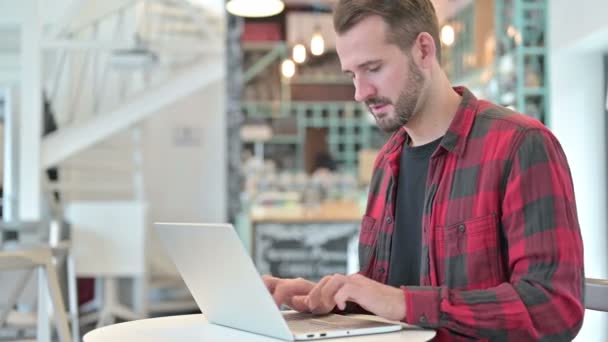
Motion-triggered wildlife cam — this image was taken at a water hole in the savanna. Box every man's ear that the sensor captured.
[411,32,437,70]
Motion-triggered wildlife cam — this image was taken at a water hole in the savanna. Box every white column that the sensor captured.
[2,86,18,221]
[19,0,42,220]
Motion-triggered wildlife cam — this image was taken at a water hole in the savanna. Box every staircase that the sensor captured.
[1,0,227,323]
[43,0,224,168]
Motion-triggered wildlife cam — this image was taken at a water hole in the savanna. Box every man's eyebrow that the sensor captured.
[342,60,382,74]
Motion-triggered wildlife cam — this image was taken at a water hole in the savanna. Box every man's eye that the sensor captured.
[368,66,381,72]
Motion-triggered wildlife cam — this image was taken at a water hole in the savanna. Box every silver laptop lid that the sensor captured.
[154,222,293,341]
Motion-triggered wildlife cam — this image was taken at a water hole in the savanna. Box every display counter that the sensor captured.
[249,201,363,282]
[250,200,362,223]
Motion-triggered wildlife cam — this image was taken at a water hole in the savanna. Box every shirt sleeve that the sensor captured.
[403,128,585,340]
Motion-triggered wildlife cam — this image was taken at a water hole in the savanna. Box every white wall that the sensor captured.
[189,0,225,16]
[550,0,608,52]
[143,79,227,274]
[549,1,608,340]
[0,0,28,25]
[549,52,607,342]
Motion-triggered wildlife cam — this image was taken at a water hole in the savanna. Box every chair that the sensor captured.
[66,201,147,328]
[0,219,79,342]
[585,278,608,312]
[0,245,72,342]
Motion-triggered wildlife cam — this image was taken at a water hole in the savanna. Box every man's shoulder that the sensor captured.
[476,100,546,129]
[474,100,548,133]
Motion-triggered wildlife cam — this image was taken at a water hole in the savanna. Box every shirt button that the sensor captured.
[419,315,427,324]
[385,217,393,224]
[377,267,385,274]
[458,224,466,233]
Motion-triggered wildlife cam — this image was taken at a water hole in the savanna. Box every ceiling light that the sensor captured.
[281,59,296,78]
[310,29,325,56]
[440,24,455,46]
[292,43,307,64]
[226,0,284,18]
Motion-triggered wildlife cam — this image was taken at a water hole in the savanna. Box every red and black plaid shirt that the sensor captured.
[358,87,585,341]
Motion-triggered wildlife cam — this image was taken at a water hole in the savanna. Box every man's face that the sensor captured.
[336,15,426,133]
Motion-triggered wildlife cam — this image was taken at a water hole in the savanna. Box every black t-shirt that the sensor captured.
[387,136,442,287]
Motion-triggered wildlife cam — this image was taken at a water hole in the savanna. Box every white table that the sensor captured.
[84,314,436,341]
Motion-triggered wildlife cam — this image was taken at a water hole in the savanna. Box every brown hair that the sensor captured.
[333,0,441,62]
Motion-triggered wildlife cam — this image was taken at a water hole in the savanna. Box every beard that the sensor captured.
[366,59,425,133]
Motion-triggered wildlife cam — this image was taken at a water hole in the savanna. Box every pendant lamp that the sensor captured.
[226,0,285,18]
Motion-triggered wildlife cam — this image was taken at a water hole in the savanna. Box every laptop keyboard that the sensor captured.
[284,312,390,332]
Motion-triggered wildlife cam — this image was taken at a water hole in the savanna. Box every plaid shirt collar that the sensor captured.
[383,86,477,158]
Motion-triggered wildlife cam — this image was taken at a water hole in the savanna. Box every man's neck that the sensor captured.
[404,73,462,147]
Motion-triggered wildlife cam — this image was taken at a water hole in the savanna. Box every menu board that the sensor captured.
[254,222,360,282]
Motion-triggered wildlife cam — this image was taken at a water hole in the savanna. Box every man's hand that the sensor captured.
[306,273,406,321]
[262,275,316,312]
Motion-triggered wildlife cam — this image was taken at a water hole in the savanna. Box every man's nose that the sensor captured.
[354,78,376,102]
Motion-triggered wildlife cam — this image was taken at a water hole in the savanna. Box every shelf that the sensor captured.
[523,87,546,96]
[241,101,381,173]
[520,1,546,11]
[452,64,495,89]
[495,0,548,123]
[520,46,546,55]
[243,41,284,51]
[291,74,353,85]
[267,135,300,144]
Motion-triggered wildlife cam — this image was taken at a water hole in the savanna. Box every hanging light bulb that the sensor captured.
[292,43,307,64]
[440,24,455,46]
[281,59,296,78]
[310,27,325,56]
[226,0,285,18]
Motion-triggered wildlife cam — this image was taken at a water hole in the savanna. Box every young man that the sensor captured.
[263,0,585,340]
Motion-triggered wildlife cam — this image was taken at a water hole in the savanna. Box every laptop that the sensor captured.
[154,222,404,340]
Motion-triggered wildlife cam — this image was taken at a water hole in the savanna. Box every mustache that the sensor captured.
[365,97,391,106]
